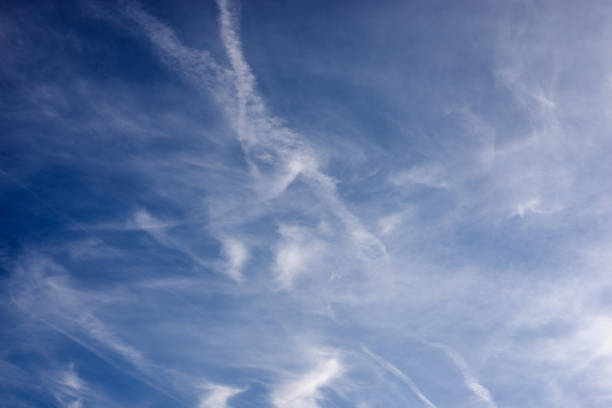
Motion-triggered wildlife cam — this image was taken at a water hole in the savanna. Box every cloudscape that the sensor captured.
[2,0,612,407]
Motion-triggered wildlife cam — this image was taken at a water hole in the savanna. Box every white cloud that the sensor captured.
[8,1,612,407]
[52,364,85,408]
[511,197,564,218]
[59,366,83,392]
[377,212,406,236]
[430,343,497,408]
[390,106,495,191]
[126,0,387,267]
[198,384,244,408]
[271,353,341,408]
[9,255,183,403]
[274,225,326,289]
[390,164,449,189]
[362,346,437,408]
[133,209,213,269]
[220,237,248,281]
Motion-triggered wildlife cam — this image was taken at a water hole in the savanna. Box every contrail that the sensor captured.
[428,342,498,408]
[362,345,438,408]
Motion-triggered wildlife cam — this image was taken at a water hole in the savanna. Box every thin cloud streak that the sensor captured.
[127,0,387,265]
[362,346,438,408]
[4,0,612,407]
[429,343,497,408]
[198,384,244,408]
[270,353,341,408]
[8,257,189,406]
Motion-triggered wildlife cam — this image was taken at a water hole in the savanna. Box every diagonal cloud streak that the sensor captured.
[362,346,438,408]
[126,0,387,267]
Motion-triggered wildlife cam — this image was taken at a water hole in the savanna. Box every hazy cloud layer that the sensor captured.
[2,0,612,407]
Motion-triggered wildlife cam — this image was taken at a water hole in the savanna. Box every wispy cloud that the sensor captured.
[271,350,341,408]
[429,343,497,408]
[198,384,244,408]
[126,0,387,267]
[133,209,214,270]
[8,254,187,406]
[362,346,437,408]
[274,224,326,289]
[4,0,612,407]
[220,237,248,281]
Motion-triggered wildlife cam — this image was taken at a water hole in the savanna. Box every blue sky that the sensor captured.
[2,0,612,407]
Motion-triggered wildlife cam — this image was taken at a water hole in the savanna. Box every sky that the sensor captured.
[2,0,612,407]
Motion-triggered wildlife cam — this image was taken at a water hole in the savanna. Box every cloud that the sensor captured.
[220,237,248,281]
[362,346,437,408]
[377,212,405,236]
[59,365,84,392]
[198,384,244,408]
[429,343,497,408]
[389,106,496,190]
[125,0,387,264]
[274,224,326,288]
[271,351,341,408]
[5,1,612,407]
[133,209,213,270]
[390,164,449,189]
[8,254,186,405]
[125,2,224,96]
[511,197,563,218]
[53,364,85,408]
